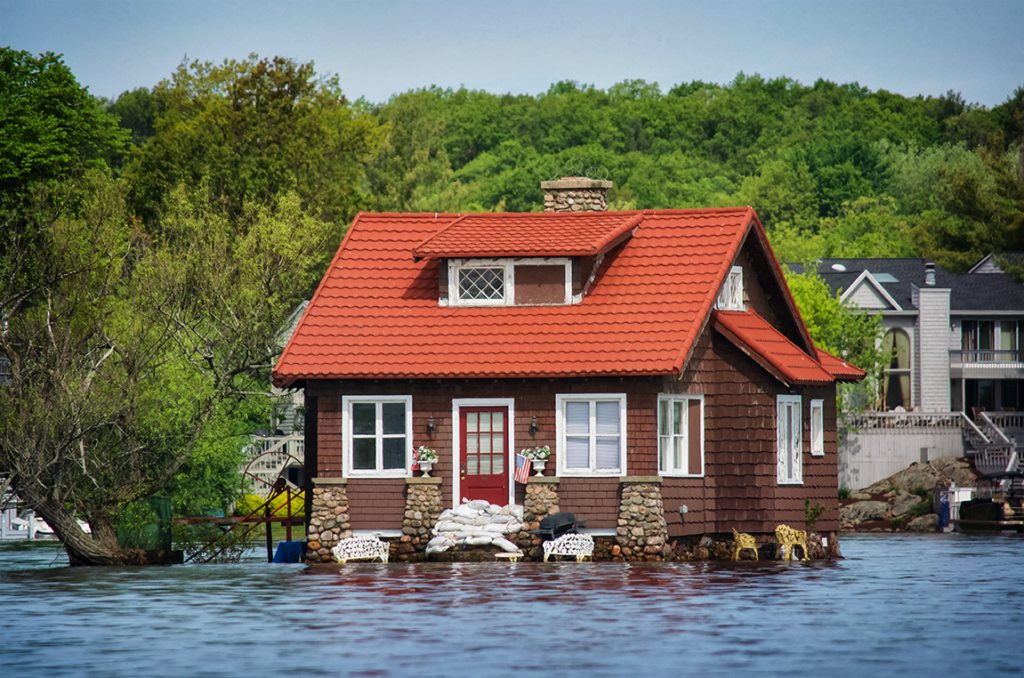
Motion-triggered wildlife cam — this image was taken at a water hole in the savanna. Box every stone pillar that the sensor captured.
[616,477,668,561]
[540,178,613,212]
[517,477,560,558]
[399,478,443,561]
[305,478,351,563]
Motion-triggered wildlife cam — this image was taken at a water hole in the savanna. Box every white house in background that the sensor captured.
[788,257,1024,489]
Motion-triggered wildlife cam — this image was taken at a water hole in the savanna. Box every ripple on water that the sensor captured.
[2,534,1023,677]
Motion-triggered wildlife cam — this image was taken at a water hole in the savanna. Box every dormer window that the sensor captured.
[447,257,572,307]
[716,266,745,311]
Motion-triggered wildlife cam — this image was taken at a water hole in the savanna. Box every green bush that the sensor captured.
[838,487,851,500]
[238,492,305,518]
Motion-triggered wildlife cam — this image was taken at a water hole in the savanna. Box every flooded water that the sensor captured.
[1,534,1022,677]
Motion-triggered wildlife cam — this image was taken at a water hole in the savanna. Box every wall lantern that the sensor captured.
[428,416,436,434]
[531,416,539,433]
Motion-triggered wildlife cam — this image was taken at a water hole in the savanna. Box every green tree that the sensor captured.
[126,54,384,227]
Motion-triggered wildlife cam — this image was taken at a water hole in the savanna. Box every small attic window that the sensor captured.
[716,266,745,311]
[448,257,571,307]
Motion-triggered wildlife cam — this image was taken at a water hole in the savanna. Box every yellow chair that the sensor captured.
[731,528,758,561]
[774,524,808,561]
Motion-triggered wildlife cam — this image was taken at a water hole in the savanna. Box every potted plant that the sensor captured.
[522,446,550,476]
[414,446,438,477]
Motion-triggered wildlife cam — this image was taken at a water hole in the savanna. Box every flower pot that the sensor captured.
[532,460,546,476]
[419,461,434,477]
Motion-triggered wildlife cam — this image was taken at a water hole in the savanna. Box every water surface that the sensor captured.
[2,534,1021,677]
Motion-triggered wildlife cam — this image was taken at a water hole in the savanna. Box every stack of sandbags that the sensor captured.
[425,500,524,556]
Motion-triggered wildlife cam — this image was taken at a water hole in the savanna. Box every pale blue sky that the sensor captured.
[1,0,1022,107]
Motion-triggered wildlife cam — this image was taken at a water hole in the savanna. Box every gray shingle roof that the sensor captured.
[786,258,1024,312]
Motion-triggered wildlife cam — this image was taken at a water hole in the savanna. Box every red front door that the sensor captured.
[460,406,509,506]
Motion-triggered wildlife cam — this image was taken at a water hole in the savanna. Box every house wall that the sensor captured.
[305,325,841,539]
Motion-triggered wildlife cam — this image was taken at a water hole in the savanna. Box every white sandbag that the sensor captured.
[467,499,491,511]
[510,506,524,520]
[492,537,519,552]
[467,535,493,546]
[437,509,454,521]
[505,522,523,533]
[483,523,509,534]
[452,505,478,519]
[472,515,491,526]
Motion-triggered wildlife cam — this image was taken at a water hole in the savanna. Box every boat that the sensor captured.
[954,471,1024,533]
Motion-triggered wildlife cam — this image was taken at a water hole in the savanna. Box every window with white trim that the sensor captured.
[448,257,571,307]
[342,396,412,476]
[716,265,745,311]
[777,395,803,484]
[810,399,824,457]
[658,395,704,476]
[556,394,626,475]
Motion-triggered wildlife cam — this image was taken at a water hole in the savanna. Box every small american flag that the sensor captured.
[514,453,530,484]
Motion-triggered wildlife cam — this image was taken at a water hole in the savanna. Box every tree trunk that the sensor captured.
[24,493,127,566]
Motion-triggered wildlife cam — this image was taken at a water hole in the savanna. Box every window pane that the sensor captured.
[659,435,669,471]
[479,455,491,475]
[566,436,589,468]
[493,454,504,475]
[353,438,376,470]
[382,402,405,434]
[467,455,478,475]
[596,437,620,470]
[352,403,376,436]
[382,437,405,469]
[459,268,504,300]
[480,433,492,455]
[467,412,478,432]
[659,400,670,436]
[673,401,683,435]
[566,402,590,435]
[493,433,503,456]
[467,433,478,455]
[595,401,620,435]
[673,435,684,472]
[480,412,491,431]
[492,411,503,430]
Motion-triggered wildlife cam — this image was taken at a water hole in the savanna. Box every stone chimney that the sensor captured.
[540,178,613,212]
[925,261,936,286]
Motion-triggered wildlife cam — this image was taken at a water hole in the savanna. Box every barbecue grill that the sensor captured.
[528,512,587,541]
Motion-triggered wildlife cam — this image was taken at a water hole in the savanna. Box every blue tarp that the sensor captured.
[272,541,306,563]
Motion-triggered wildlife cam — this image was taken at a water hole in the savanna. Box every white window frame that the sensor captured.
[657,394,704,477]
[342,395,413,478]
[448,257,572,307]
[777,394,803,485]
[810,399,824,457]
[715,265,745,311]
[555,393,627,477]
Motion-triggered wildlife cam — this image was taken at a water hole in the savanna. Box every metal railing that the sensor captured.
[242,434,304,499]
[950,349,1024,365]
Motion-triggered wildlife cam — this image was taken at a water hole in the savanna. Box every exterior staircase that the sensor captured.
[963,412,1020,476]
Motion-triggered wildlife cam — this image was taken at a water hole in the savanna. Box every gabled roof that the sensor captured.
[712,310,835,386]
[840,270,903,311]
[273,208,831,385]
[411,212,642,259]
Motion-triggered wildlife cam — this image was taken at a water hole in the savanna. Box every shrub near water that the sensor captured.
[238,492,305,517]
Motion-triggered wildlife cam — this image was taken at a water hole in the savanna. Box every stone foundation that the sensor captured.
[541,178,612,212]
[395,478,444,562]
[305,480,351,563]
[516,477,561,559]
[615,478,669,561]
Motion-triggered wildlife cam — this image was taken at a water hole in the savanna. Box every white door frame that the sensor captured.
[451,398,516,508]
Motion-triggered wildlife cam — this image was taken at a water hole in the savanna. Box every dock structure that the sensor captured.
[1,497,47,540]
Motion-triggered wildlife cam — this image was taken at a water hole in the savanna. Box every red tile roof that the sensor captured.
[273,208,833,385]
[411,212,643,259]
[712,310,835,385]
[815,348,867,382]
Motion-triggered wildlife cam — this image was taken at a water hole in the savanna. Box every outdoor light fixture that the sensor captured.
[531,416,539,433]
[428,416,435,434]
[678,505,689,516]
